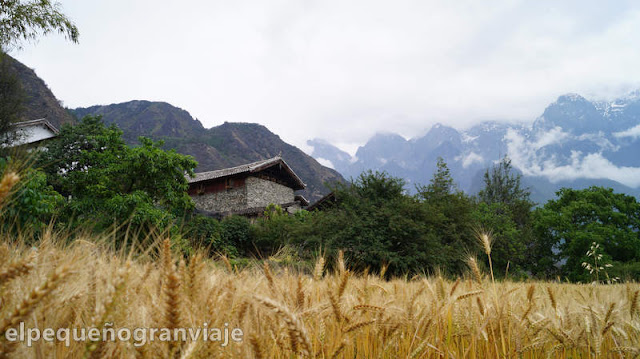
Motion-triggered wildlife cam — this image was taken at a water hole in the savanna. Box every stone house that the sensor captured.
[187,156,309,218]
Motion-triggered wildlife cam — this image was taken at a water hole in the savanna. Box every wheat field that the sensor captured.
[1,170,640,358]
[0,232,637,359]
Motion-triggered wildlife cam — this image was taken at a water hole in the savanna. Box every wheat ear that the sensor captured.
[160,240,183,358]
[0,265,70,335]
[0,171,19,205]
[296,276,305,310]
[0,265,70,358]
[467,256,483,285]
[629,290,639,317]
[0,252,35,286]
[263,261,276,295]
[249,333,265,359]
[314,256,325,281]
[547,287,557,310]
[330,340,347,359]
[254,295,311,356]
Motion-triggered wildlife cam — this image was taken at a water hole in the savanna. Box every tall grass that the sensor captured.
[1,174,639,358]
[0,232,638,358]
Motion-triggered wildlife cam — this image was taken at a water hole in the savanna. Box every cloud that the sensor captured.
[537,152,640,188]
[532,126,570,149]
[459,152,484,168]
[13,0,640,153]
[315,158,335,169]
[505,128,640,188]
[614,124,640,139]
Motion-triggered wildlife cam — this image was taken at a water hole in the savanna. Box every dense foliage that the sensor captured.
[0,159,63,234]
[34,116,197,235]
[305,171,443,276]
[534,186,640,281]
[474,158,536,277]
[0,0,78,50]
[2,0,638,283]
[416,158,476,274]
[2,116,639,281]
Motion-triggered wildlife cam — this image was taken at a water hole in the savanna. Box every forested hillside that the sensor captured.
[72,101,343,201]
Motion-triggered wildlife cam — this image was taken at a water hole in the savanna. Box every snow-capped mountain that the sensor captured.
[308,91,640,203]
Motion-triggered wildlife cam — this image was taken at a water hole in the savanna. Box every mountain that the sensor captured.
[306,138,353,173]
[7,54,341,202]
[71,101,343,201]
[309,91,640,203]
[4,54,74,130]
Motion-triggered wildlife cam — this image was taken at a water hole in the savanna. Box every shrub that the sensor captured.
[0,164,63,236]
[220,215,252,256]
[183,214,238,257]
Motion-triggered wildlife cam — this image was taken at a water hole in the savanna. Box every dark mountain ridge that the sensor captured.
[8,54,342,202]
[5,53,74,129]
[72,101,343,201]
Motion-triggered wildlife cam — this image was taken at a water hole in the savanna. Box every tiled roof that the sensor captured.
[13,118,59,134]
[187,156,305,190]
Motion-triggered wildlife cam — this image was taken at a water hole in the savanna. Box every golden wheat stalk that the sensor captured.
[0,252,35,285]
[547,287,557,310]
[455,290,484,301]
[0,171,19,205]
[337,250,346,275]
[314,256,325,281]
[330,340,347,359]
[85,262,130,359]
[249,333,265,359]
[467,256,483,285]
[449,278,461,297]
[254,295,312,357]
[263,261,276,295]
[0,265,70,334]
[296,276,305,310]
[162,249,183,357]
[337,269,350,299]
[353,304,385,312]
[343,319,375,333]
[630,290,639,317]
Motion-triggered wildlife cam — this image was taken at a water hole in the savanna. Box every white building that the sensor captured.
[3,119,59,148]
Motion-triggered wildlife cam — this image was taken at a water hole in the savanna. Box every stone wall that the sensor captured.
[246,176,295,208]
[191,185,247,213]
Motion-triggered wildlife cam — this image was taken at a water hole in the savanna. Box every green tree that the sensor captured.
[472,202,524,276]
[417,157,455,199]
[0,159,63,234]
[416,158,476,274]
[478,156,533,226]
[0,0,79,50]
[220,215,252,256]
[38,116,197,233]
[476,156,534,277]
[252,204,293,254]
[534,187,640,282]
[307,171,443,276]
[182,214,239,257]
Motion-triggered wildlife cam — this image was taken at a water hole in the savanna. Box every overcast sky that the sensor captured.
[13,0,640,155]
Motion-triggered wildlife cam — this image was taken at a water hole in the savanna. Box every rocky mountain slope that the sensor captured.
[7,54,342,202]
[309,92,640,203]
[72,101,343,201]
[5,54,74,129]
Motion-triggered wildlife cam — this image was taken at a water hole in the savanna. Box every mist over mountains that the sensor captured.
[11,51,640,205]
[308,91,640,203]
